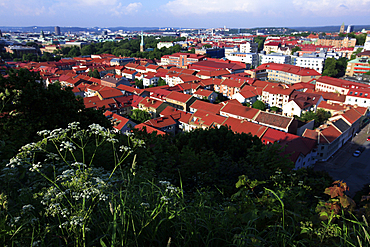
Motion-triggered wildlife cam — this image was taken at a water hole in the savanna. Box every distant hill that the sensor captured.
[289,25,370,33]
[0,26,158,33]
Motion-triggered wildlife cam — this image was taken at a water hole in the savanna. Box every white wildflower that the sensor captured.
[37,130,50,136]
[22,204,35,211]
[60,141,76,152]
[29,162,41,172]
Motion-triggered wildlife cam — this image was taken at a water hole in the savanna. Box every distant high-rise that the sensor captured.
[347,25,354,33]
[140,31,145,52]
[339,23,345,33]
[55,26,61,35]
[0,29,2,37]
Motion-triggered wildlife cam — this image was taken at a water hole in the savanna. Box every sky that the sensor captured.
[1,0,370,28]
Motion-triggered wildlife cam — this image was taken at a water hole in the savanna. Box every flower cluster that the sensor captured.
[60,141,76,152]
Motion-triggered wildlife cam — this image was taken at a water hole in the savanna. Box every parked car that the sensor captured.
[367,136,370,141]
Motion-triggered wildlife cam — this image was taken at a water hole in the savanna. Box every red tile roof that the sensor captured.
[98,88,124,99]
[192,109,227,127]
[256,63,321,76]
[134,123,166,135]
[144,116,177,128]
[254,111,294,129]
[263,84,294,96]
[190,100,223,114]
[222,117,268,138]
[166,91,193,103]
[220,103,260,119]
[340,108,362,125]
[193,89,214,98]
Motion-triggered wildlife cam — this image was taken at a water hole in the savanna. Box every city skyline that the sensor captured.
[1,0,370,28]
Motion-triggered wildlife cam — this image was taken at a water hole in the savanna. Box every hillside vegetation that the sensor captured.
[1,70,370,246]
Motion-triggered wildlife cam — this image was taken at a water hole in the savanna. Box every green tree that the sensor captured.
[88,69,101,79]
[322,57,348,78]
[351,48,363,60]
[81,45,96,56]
[322,58,338,77]
[130,109,151,123]
[252,100,266,110]
[296,109,331,128]
[157,77,167,86]
[67,46,81,57]
[254,36,266,51]
[291,46,302,55]
[135,78,143,89]
[355,33,367,45]
[0,68,111,159]
[270,106,280,112]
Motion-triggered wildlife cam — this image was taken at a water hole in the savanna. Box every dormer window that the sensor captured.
[355,92,358,95]
[350,92,353,95]
[360,93,363,96]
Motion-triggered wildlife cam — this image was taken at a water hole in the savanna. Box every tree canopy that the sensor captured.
[130,109,151,124]
[0,68,110,159]
[322,57,348,78]
[252,100,266,110]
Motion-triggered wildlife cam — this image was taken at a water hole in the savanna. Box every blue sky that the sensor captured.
[1,0,369,28]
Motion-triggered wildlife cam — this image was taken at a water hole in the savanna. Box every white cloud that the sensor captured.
[163,0,370,16]
[0,0,46,15]
[164,0,260,15]
[111,2,142,16]
[76,0,117,6]
[292,0,370,16]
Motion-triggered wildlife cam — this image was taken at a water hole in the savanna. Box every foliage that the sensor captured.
[351,48,363,60]
[134,78,143,89]
[295,109,331,128]
[322,57,347,78]
[214,92,228,103]
[0,68,110,159]
[55,37,185,60]
[157,77,167,86]
[88,68,101,79]
[130,109,151,124]
[270,106,281,112]
[252,100,266,110]
[291,46,302,55]
[2,121,370,246]
[254,36,266,51]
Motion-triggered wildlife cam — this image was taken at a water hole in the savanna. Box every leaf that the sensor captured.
[340,195,356,208]
[100,238,107,247]
[324,185,344,198]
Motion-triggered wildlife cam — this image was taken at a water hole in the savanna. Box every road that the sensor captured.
[314,123,370,198]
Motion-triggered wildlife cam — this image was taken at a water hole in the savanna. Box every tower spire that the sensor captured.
[140,31,145,52]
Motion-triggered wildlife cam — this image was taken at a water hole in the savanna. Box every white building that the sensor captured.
[224,47,239,57]
[259,53,291,65]
[226,53,258,68]
[157,42,173,49]
[344,88,370,108]
[295,56,325,74]
[239,42,258,53]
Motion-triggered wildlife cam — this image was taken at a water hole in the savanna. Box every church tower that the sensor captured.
[339,23,345,33]
[140,31,145,52]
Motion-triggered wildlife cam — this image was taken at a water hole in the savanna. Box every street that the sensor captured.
[314,122,370,198]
